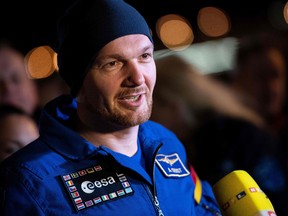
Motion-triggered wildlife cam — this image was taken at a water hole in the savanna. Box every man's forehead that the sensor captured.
[97,35,153,56]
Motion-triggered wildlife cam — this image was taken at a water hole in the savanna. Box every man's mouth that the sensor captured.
[121,94,141,102]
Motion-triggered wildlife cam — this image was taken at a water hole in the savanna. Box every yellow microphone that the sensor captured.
[213,170,277,216]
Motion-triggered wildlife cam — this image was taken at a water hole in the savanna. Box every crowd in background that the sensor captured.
[0,40,69,160]
[1,30,288,214]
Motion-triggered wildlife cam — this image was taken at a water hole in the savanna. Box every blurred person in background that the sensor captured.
[0,104,39,162]
[151,54,264,152]
[230,31,288,139]
[0,40,40,121]
[151,54,288,215]
[227,32,288,215]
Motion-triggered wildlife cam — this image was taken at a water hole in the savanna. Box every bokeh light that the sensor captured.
[197,7,230,37]
[268,1,288,30]
[156,14,194,51]
[25,46,58,79]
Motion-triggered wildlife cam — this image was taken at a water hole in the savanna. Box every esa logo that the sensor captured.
[81,176,116,194]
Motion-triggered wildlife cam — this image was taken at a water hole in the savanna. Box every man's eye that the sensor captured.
[108,61,117,67]
[104,61,118,69]
[141,53,152,62]
[102,60,123,71]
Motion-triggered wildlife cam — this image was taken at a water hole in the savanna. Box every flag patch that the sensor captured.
[61,164,134,212]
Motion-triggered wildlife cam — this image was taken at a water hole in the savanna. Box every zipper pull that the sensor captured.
[154,196,164,216]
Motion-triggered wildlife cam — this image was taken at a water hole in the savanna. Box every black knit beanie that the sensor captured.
[56,0,153,96]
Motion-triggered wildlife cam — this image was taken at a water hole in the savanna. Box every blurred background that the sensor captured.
[2,0,288,54]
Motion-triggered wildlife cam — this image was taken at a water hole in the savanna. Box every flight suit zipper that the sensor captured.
[151,143,164,216]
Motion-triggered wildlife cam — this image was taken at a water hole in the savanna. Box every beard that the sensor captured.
[92,96,153,128]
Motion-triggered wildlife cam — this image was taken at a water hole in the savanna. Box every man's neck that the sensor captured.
[79,126,139,157]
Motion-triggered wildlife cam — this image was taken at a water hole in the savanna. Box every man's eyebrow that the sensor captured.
[143,44,154,52]
[94,54,123,63]
[96,45,154,61]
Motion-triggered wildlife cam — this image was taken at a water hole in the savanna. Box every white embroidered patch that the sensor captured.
[155,153,190,177]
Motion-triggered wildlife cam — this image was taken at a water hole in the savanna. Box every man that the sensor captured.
[0,0,220,215]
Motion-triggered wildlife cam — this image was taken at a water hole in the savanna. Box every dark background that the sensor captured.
[1,0,288,54]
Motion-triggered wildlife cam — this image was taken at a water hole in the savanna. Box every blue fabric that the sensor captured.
[0,95,220,215]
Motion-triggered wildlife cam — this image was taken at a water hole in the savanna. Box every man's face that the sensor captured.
[78,34,156,127]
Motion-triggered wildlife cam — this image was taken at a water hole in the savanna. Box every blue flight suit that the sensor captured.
[0,95,220,215]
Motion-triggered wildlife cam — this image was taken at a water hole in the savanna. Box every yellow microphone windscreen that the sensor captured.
[213,170,276,216]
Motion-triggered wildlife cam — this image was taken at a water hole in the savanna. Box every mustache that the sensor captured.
[116,86,147,98]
